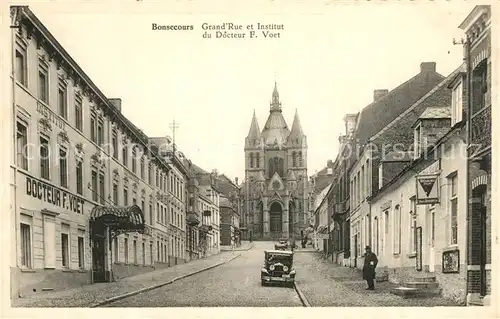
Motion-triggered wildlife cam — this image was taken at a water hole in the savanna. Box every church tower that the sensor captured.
[244,82,308,241]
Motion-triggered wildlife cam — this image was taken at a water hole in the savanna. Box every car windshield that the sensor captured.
[266,254,292,266]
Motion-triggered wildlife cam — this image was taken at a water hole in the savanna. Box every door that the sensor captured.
[92,234,107,282]
[429,206,436,272]
[480,204,487,296]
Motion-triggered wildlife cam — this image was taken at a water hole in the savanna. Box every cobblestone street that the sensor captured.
[12,246,250,308]
[294,252,462,307]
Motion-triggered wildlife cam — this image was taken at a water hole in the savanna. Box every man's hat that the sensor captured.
[365,245,371,250]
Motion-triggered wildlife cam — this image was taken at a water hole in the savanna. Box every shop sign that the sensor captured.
[26,175,85,214]
[415,173,440,205]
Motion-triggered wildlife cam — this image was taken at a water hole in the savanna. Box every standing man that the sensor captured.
[362,246,378,290]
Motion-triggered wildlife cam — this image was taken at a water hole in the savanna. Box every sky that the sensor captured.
[24,1,475,183]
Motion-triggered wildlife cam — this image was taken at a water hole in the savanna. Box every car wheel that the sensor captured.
[261,280,266,286]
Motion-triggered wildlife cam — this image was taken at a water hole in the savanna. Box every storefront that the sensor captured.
[89,205,145,282]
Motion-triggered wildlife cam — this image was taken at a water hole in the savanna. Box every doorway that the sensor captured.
[428,205,436,272]
[92,233,107,282]
[269,202,283,234]
[472,185,488,296]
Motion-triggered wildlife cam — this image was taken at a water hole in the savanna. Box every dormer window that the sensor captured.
[451,80,463,126]
[414,124,422,158]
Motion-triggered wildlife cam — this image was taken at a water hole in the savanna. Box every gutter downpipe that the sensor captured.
[464,36,471,305]
[10,7,22,297]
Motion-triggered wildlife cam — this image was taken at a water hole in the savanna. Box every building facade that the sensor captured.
[220,195,240,246]
[193,167,221,256]
[8,6,193,298]
[459,5,492,306]
[150,137,188,266]
[244,83,309,240]
[366,64,468,302]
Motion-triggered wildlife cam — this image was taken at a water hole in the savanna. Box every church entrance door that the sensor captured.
[269,202,283,237]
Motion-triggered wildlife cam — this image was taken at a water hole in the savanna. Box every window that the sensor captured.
[99,173,105,205]
[112,130,118,159]
[90,111,97,143]
[249,153,254,168]
[148,164,153,184]
[58,80,67,119]
[472,60,488,114]
[91,170,98,202]
[149,203,153,225]
[378,164,383,189]
[361,166,365,200]
[15,47,27,86]
[124,238,129,263]
[140,157,145,179]
[414,124,422,157]
[256,153,260,168]
[156,203,160,221]
[16,121,28,170]
[59,148,68,188]
[157,240,160,261]
[450,174,458,245]
[409,197,416,253]
[292,151,297,167]
[451,81,463,125]
[39,136,50,180]
[393,205,401,254]
[132,148,137,173]
[298,152,303,167]
[142,242,146,265]
[124,187,128,206]
[97,119,104,146]
[122,145,128,167]
[20,223,31,268]
[114,238,119,262]
[113,183,118,204]
[133,239,137,264]
[78,236,84,269]
[76,161,83,195]
[38,62,49,103]
[61,232,69,268]
[150,242,153,265]
[75,95,83,131]
[133,197,137,206]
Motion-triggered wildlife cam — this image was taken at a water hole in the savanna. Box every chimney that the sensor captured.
[373,89,389,101]
[109,98,122,112]
[420,62,436,74]
[327,160,333,168]
[235,177,239,185]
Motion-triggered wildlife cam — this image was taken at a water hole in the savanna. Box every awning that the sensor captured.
[90,205,145,233]
[186,212,200,226]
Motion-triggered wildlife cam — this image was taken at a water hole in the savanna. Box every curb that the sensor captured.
[90,253,241,307]
[294,281,311,307]
[221,242,254,252]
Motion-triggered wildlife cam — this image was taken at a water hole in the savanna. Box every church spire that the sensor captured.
[270,81,282,112]
[245,110,262,149]
[287,108,305,146]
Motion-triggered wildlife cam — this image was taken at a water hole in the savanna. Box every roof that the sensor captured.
[459,5,490,30]
[245,110,262,148]
[261,109,290,146]
[287,109,305,146]
[354,65,444,146]
[264,250,294,255]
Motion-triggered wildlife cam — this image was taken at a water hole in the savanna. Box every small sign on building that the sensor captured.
[415,173,440,205]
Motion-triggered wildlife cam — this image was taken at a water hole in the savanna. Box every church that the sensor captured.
[244,82,309,241]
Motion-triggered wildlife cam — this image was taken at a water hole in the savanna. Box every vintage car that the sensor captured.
[274,238,289,250]
[261,250,295,286]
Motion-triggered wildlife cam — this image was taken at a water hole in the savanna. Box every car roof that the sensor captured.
[265,250,294,255]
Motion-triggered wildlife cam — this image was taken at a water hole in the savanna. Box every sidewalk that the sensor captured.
[295,252,462,307]
[12,251,239,308]
[220,241,254,252]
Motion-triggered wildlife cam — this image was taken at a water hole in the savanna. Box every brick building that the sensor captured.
[459,5,492,306]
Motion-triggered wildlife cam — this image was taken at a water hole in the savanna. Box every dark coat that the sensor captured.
[362,252,378,280]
